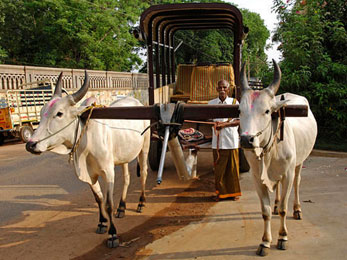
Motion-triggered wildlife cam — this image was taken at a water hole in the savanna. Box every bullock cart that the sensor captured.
[79,2,314,254]
[26,2,311,252]
[81,3,308,183]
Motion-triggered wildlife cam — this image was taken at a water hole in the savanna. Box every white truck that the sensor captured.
[0,79,54,145]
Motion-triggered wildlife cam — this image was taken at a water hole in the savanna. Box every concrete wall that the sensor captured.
[0,64,150,105]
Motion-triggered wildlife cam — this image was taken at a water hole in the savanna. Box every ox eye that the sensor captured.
[265,109,270,114]
[56,112,63,118]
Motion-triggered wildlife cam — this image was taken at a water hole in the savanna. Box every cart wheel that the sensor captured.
[20,125,33,143]
[0,133,4,145]
[149,139,162,171]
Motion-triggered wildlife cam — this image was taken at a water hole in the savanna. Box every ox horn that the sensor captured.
[72,70,89,103]
[240,62,251,93]
[267,59,281,95]
[53,72,63,97]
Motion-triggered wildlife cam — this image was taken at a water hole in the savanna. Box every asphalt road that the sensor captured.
[0,140,87,225]
[0,140,212,259]
[138,153,347,259]
[1,140,347,260]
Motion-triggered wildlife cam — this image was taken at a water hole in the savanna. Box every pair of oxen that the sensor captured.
[26,61,317,256]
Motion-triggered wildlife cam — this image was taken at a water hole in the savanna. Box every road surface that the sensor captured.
[0,140,346,259]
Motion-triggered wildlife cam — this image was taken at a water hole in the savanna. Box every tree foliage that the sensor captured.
[272,0,347,141]
[0,0,6,61]
[240,9,270,77]
[173,2,270,78]
[0,0,270,76]
[0,0,150,71]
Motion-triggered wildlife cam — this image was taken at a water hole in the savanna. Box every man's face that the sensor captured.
[217,81,229,101]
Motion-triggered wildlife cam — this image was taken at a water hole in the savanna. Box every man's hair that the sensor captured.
[217,79,230,88]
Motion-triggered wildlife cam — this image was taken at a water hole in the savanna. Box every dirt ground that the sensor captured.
[1,141,346,260]
[0,142,217,260]
[75,172,217,260]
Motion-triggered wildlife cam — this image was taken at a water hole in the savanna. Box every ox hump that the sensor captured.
[110,96,143,107]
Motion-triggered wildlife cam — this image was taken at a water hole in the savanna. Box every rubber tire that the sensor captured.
[0,132,4,145]
[149,139,162,171]
[19,125,33,143]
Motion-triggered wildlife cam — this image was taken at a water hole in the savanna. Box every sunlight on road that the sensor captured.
[0,185,69,207]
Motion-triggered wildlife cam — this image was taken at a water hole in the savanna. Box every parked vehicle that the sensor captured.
[0,79,54,145]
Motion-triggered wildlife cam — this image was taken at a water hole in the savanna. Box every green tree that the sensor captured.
[172,3,270,79]
[240,8,270,77]
[0,0,148,71]
[0,0,7,62]
[174,29,234,65]
[272,0,347,144]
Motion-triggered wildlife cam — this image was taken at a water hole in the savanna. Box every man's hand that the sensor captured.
[215,119,240,130]
[215,121,226,130]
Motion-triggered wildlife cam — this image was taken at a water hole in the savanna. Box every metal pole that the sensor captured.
[156,126,170,184]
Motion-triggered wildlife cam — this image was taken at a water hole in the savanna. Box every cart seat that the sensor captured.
[174,64,195,95]
[170,63,235,103]
[190,63,235,102]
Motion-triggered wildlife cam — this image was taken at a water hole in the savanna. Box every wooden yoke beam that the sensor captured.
[81,104,308,120]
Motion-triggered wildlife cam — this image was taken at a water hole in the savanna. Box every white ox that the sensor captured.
[239,60,317,256]
[26,72,150,248]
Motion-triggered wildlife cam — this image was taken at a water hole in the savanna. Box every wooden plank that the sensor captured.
[81,104,308,120]
[182,105,239,120]
[81,106,159,120]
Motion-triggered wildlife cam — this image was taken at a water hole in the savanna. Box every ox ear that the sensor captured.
[267,59,281,96]
[273,99,289,112]
[67,100,88,116]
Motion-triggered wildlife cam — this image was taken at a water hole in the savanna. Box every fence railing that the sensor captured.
[0,64,149,92]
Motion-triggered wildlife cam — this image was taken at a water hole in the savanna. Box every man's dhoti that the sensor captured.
[213,149,241,198]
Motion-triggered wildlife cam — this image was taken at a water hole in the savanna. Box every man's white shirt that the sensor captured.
[208,96,239,149]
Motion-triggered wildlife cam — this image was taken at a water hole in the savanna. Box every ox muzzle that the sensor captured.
[26,141,42,155]
[240,134,257,149]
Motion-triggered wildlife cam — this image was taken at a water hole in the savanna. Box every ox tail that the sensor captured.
[137,162,141,177]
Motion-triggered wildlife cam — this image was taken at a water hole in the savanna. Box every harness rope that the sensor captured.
[35,118,77,144]
[68,104,144,162]
[259,115,283,159]
[34,102,145,163]
[182,119,228,165]
[242,111,283,160]
[68,104,100,162]
[184,100,239,166]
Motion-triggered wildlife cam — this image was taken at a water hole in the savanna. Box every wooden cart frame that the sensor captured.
[81,3,308,182]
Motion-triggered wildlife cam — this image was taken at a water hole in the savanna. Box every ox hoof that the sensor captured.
[115,209,125,218]
[293,210,302,220]
[136,204,144,213]
[96,223,107,234]
[107,235,120,248]
[256,245,270,256]
[277,239,288,250]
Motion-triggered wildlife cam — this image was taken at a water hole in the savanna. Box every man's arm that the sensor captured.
[215,119,240,130]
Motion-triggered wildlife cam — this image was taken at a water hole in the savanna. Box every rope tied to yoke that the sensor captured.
[34,103,103,147]
[258,110,284,159]
[184,118,239,167]
[68,103,102,162]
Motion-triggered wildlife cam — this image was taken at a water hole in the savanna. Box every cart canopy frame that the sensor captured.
[138,3,248,104]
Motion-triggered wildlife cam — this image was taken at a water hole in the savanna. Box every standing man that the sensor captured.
[208,79,241,201]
